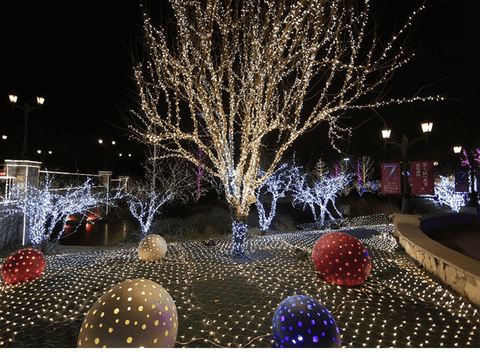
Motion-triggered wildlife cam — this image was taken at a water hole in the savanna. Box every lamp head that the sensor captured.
[8,94,18,104]
[36,96,45,105]
[421,121,433,134]
[381,129,392,139]
[453,146,462,154]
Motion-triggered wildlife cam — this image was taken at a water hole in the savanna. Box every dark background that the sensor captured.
[1,0,478,177]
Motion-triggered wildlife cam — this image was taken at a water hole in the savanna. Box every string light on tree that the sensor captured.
[292,171,352,227]
[0,176,115,251]
[423,175,466,213]
[255,161,301,231]
[355,156,379,196]
[127,188,171,236]
[131,0,443,254]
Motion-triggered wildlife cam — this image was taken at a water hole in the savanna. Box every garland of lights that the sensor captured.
[131,0,443,254]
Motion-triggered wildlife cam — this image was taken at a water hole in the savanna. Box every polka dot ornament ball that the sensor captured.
[1,248,46,285]
[138,234,168,262]
[272,295,341,348]
[312,232,371,286]
[78,278,178,348]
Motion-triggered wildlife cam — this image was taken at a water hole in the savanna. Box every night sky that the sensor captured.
[2,0,479,176]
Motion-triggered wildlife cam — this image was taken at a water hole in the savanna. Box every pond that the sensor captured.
[60,211,140,247]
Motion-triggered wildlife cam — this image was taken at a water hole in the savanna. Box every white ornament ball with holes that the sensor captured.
[138,234,168,262]
[78,278,178,348]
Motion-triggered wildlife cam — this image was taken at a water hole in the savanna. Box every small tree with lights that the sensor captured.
[355,156,379,196]
[126,145,204,236]
[292,168,352,227]
[255,160,302,231]
[1,176,113,253]
[131,0,441,255]
[126,146,170,237]
[426,175,466,213]
[126,184,171,237]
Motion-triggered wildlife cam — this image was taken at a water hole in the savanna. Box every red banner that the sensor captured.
[381,163,401,194]
[411,161,434,195]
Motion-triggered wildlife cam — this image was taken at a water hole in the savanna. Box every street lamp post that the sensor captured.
[9,94,45,159]
[382,120,434,213]
[98,139,116,170]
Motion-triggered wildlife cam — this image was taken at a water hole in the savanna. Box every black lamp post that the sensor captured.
[98,138,116,170]
[9,94,45,159]
[382,120,434,213]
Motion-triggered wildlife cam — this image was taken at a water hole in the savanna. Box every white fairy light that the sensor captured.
[126,188,171,236]
[2,219,477,346]
[422,175,466,213]
[131,0,440,254]
[255,162,301,231]
[0,176,114,249]
[292,170,352,227]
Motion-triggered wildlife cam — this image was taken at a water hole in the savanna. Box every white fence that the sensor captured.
[0,159,128,248]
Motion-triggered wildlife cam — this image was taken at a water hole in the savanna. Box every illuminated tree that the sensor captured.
[428,175,466,213]
[355,156,379,196]
[126,146,188,236]
[255,161,302,231]
[132,0,439,254]
[193,147,206,201]
[1,177,111,252]
[313,158,329,179]
[292,171,352,227]
[126,184,171,236]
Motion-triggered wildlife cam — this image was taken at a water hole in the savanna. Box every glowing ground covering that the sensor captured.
[0,220,478,347]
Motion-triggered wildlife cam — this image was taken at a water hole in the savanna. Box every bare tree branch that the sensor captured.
[130,0,439,254]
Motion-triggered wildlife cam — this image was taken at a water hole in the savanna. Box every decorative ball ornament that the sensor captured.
[312,232,371,286]
[78,278,178,348]
[1,248,46,285]
[272,295,341,348]
[138,234,168,262]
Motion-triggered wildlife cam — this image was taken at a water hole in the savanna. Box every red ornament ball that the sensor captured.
[312,232,371,286]
[1,248,46,285]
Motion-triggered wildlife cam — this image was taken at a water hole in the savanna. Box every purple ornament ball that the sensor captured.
[272,295,341,348]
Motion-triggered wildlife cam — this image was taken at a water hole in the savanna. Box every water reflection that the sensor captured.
[60,218,140,247]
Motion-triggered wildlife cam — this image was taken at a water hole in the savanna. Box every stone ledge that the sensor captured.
[393,213,421,238]
[396,221,480,307]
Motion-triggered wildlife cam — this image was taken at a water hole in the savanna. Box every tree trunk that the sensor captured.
[40,240,47,254]
[230,206,248,255]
